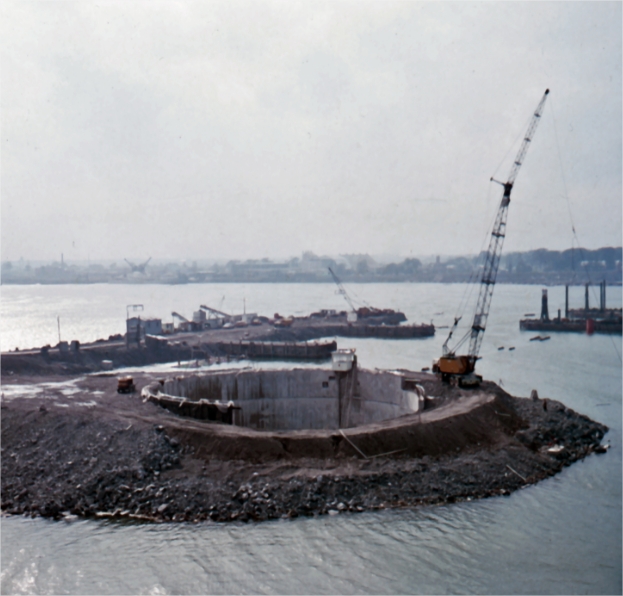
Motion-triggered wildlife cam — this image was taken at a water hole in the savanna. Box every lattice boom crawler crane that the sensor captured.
[433,89,549,387]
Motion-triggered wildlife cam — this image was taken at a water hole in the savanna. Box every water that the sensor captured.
[1,283,621,594]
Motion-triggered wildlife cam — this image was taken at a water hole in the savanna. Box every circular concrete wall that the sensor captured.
[142,367,425,432]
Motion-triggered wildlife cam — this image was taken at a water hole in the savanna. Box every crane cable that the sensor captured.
[448,115,532,353]
[454,184,495,315]
[490,110,534,183]
[455,183,500,318]
[442,176,500,354]
[549,97,621,364]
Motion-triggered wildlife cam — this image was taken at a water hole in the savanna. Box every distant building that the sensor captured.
[300,251,337,273]
[126,317,163,343]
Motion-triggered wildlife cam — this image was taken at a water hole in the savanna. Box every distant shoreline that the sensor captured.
[2,278,622,286]
[2,247,620,286]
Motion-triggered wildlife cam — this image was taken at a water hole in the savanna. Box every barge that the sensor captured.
[306,322,435,339]
[202,339,337,360]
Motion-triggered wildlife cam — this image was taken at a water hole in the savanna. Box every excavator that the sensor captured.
[433,89,549,387]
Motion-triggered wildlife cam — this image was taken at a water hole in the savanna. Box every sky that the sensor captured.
[1,1,621,263]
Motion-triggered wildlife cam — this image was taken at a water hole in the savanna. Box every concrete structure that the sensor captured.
[540,289,549,321]
[126,317,163,344]
[142,365,426,432]
[332,349,355,371]
[192,310,207,325]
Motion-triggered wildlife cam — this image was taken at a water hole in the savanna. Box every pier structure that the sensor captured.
[520,281,622,334]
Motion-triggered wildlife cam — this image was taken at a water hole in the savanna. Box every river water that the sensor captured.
[1,282,621,594]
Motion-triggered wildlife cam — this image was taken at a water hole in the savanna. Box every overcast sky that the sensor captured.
[2,1,621,263]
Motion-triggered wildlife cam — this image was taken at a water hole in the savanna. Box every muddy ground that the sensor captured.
[1,370,609,524]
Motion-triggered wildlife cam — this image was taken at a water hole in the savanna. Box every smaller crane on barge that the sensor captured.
[328,267,358,322]
[433,89,550,387]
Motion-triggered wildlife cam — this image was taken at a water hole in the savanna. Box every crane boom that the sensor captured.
[435,89,549,383]
[328,267,357,313]
[467,89,549,360]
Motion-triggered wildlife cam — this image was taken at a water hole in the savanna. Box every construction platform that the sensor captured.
[520,283,622,335]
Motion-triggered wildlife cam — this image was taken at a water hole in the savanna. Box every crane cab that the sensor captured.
[432,355,481,387]
[433,354,475,375]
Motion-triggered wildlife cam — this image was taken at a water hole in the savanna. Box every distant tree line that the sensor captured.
[370,247,621,284]
[1,247,620,285]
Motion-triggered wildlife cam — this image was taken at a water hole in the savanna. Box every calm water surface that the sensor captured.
[1,283,621,594]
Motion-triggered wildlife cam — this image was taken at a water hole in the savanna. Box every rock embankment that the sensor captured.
[1,373,608,523]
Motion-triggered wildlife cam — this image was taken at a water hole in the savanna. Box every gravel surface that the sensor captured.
[1,371,609,523]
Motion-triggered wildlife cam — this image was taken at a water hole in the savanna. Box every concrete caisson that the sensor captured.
[142,366,425,432]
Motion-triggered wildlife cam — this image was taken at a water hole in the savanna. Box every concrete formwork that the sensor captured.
[145,366,425,431]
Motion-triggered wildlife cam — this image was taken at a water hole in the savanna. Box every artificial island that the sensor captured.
[1,89,611,524]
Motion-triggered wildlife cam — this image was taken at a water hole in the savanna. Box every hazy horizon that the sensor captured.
[2,2,621,263]
[5,244,621,271]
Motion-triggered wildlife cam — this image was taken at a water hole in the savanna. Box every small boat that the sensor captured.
[509,346,515,351]
[498,346,504,351]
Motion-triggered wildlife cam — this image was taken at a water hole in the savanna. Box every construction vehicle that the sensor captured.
[328,267,358,322]
[117,376,136,394]
[433,89,550,387]
[273,315,294,328]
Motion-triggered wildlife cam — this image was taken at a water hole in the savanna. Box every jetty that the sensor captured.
[520,283,622,335]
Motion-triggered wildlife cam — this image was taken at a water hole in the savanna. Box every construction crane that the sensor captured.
[328,267,358,321]
[124,257,151,274]
[433,89,550,386]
